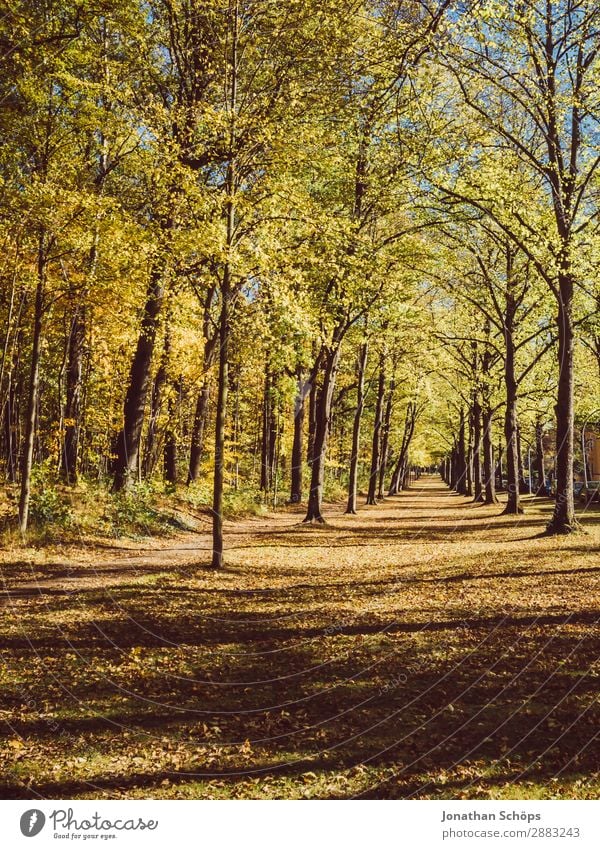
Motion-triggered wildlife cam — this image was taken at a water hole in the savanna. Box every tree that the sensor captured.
[345,337,369,514]
[438,0,600,532]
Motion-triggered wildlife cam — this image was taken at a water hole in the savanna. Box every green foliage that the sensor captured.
[105,485,173,538]
[185,482,267,519]
[28,466,73,530]
[0,0,598,541]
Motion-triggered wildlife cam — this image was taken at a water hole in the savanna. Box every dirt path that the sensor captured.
[1,476,599,799]
[2,476,492,597]
[2,475,588,596]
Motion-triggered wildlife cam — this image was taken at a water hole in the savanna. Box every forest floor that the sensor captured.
[0,476,599,800]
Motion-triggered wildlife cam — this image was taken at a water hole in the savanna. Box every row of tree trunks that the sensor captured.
[446,404,498,506]
[61,195,105,484]
[187,380,211,483]
[388,401,417,496]
[18,229,47,534]
[378,377,395,499]
[465,405,473,498]
[534,420,546,496]
[472,394,483,502]
[446,403,553,509]
[345,346,398,511]
[111,255,168,493]
[143,317,170,479]
[345,342,368,514]
[456,409,468,495]
[163,377,181,484]
[289,366,308,504]
[482,405,497,504]
[449,438,457,489]
[187,286,219,485]
[480,331,498,505]
[260,362,278,494]
[366,356,385,505]
[61,286,88,484]
[303,345,341,523]
[60,27,110,486]
[0,274,25,484]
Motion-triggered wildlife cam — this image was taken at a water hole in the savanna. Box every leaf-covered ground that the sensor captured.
[1,477,599,799]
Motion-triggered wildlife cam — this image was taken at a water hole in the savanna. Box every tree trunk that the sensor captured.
[62,301,87,484]
[187,285,218,484]
[366,357,385,505]
[456,409,468,495]
[449,443,457,490]
[62,198,102,485]
[547,274,577,533]
[143,362,166,478]
[268,389,277,491]
[112,260,166,491]
[1,284,24,483]
[503,393,521,513]
[503,286,522,514]
[290,367,307,504]
[345,341,368,514]
[187,379,210,484]
[516,424,525,490]
[211,0,239,565]
[143,321,171,478]
[211,282,230,567]
[389,453,402,495]
[303,346,340,523]
[306,363,318,466]
[503,404,521,512]
[3,368,18,483]
[535,420,546,496]
[19,231,45,535]
[480,329,497,504]
[482,406,498,504]
[496,439,503,490]
[466,407,474,498]
[231,370,241,491]
[260,364,273,492]
[378,378,394,500]
[163,378,180,485]
[388,401,416,495]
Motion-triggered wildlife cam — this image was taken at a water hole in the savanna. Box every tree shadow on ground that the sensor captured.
[1,482,598,800]
[1,590,598,799]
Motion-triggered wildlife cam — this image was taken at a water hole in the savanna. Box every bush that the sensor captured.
[184,481,266,519]
[106,484,172,538]
[29,465,73,529]
[323,478,347,503]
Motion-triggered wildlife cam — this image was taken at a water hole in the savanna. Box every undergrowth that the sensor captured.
[0,467,275,547]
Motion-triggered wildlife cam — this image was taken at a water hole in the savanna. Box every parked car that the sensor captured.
[579,480,600,504]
